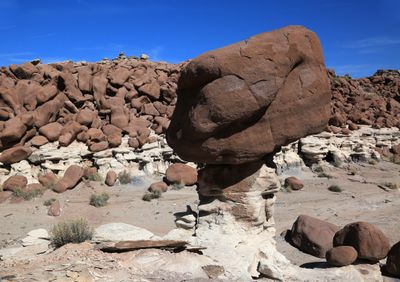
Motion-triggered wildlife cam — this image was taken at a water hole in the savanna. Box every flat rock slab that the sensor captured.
[93,222,155,242]
[99,240,187,252]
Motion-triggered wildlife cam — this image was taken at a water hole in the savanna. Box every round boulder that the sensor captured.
[0,146,32,165]
[284,176,304,190]
[290,214,340,258]
[326,246,358,267]
[386,241,400,277]
[149,181,168,193]
[333,221,390,262]
[165,163,198,186]
[105,171,117,186]
[2,175,28,192]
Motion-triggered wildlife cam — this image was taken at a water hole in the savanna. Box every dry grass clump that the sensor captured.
[142,190,161,201]
[12,187,44,200]
[328,185,343,193]
[86,172,103,182]
[50,218,93,248]
[43,198,56,206]
[89,192,109,207]
[118,170,132,184]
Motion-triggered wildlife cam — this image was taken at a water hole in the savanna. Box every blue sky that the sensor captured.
[0,0,399,77]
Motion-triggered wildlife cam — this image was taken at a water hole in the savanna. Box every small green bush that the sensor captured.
[12,187,44,200]
[142,190,161,201]
[383,182,399,190]
[43,198,56,206]
[89,192,109,207]
[118,171,132,184]
[86,172,103,182]
[171,182,185,190]
[317,172,332,179]
[51,218,93,248]
[328,185,343,193]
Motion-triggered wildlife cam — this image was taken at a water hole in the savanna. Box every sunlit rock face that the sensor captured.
[167,25,331,165]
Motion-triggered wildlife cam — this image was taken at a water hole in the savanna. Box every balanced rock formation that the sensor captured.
[166,26,354,280]
[167,25,331,164]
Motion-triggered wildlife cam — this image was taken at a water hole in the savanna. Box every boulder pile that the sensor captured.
[0,55,181,165]
[329,69,400,131]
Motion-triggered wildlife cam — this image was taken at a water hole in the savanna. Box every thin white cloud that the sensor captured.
[343,37,400,49]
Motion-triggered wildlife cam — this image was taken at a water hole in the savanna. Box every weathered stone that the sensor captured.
[39,122,63,141]
[165,163,197,186]
[284,176,304,190]
[326,246,358,267]
[148,181,168,193]
[386,241,400,277]
[2,175,28,191]
[105,170,117,186]
[47,200,61,216]
[93,223,155,242]
[31,136,49,147]
[291,215,340,258]
[0,146,32,164]
[167,26,331,164]
[53,165,83,193]
[333,221,390,262]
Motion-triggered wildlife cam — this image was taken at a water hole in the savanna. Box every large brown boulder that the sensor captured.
[0,146,32,164]
[165,163,197,186]
[386,241,400,277]
[38,172,58,188]
[167,26,331,164]
[53,165,83,193]
[2,175,28,191]
[290,215,340,258]
[333,222,390,262]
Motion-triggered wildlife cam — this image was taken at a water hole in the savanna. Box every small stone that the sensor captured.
[326,246,358,266]
[284,176,304,190]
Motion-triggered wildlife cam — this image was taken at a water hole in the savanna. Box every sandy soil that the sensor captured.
[0,161,399,280]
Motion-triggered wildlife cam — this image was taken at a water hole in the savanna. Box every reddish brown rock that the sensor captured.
[53,165,83,193]
[110,106,129,129]
[284,177,304,191]
[128,137,140,149]
[167,26,331,164]
[109,67,131,86]
[138,80,160,100]
[89,141,109,152]
[291,215,340,258]
[165,163,198,186]
[77,66,93,92]
[31,135,49,147]
[0,117,27,146]
[38,172,58,188]
[33,93,68,128]
[107,133,122,147]
[0,146,32,164]
[24,183,43,192]
[47,200,61,216]
[39,122,63,141]
[2,175,28,192]
[386,241,400,277]
[333,221,390,262]
[141,103,160,116]
[148,181,168,193]
[77,108,96,126]
[131,96,151,110]
[10,62,38,79]
[102,124,122,137]
[326,246,358,267]
[105,170,117,186]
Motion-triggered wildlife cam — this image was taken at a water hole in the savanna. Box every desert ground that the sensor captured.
[1,160,399,280]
